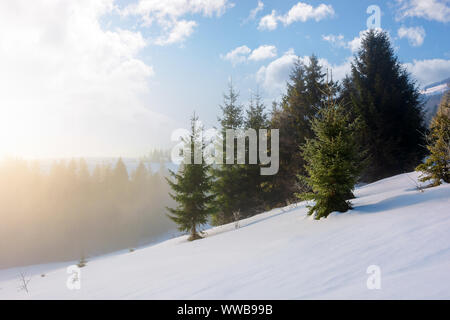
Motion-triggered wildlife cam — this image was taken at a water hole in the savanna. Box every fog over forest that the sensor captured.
[0,158,178,269]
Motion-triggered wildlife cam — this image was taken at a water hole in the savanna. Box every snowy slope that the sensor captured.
[0,172,449,300]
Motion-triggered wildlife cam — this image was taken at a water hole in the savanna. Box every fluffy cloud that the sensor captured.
[0,0,176,158]
[396,0,450,23]
[258,2,334,31]
[398,26,426,47]
[221,45,252,65]
[258,10,278,30]
[280,2,335,25]
[249,45,277,61]
[347,32,365,53]
[222,45,277,65]
[123,0,234,45]
[256,50,351,94]
[256,49,298,92]
[404,59,450,86]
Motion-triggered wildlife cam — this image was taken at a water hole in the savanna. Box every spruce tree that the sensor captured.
[416,92,450,186]
[211,82,247,226]
[166,114,214,241]
[242,91,269,214]
[345,30,426,182]
[271,55,335,205]
[298,96,363,220]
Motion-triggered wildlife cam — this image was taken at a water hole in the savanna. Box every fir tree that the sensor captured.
[241,90,269,214]
[270,55,335,205]
[211,82,246,226]
[246,91,268,130]
[166,114,215,241]
[416,92,450,186]
[345,29,426,182]
[298,94,363,220]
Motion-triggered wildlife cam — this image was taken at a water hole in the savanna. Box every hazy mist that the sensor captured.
[0,158,177,269]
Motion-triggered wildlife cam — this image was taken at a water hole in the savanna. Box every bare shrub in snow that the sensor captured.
[233,210,241,229]
[406,174,425,193]
[77,256,88,268]
[18,272,31,293]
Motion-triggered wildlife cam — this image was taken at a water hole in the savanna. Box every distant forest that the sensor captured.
[0,158,176,269]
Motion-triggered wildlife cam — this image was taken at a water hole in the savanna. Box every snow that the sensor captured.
[421,83,449,96]
[1,172,449,300]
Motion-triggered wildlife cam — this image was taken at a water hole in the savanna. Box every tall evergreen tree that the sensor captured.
[166,114,215,241]
[416,92,450,186]
[270,55,335,205]
[345,30,426,182]
[212,82,246,225]
[299,95,363,220]
[241,90,269,214]
[246,91,268,130]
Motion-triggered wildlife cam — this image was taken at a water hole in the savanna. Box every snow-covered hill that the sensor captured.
[1,172,449,300]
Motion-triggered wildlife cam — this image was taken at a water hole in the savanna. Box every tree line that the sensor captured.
[0,158,176,268]
[167,30,450,240]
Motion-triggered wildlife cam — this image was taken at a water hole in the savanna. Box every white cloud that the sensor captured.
[249,45,277,61]
[244,0,264,23]
[222,45,277,65]
[256,49,298,92]
[347,32,364,53]
[280,2,335,25]
[256,50,351,94]
[221,45,252,65]
[154,20,198,45]
[321,31,361,53]
[0,0,176,158]
[322,34,346,48]
[258,2,334,31]
[396,0,450,23]
[404,59,450,87]
[123,0,234,45]
[397,26,426,47]
[258,10,278,30]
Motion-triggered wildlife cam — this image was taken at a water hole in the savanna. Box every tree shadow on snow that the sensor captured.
[353,187,449,214]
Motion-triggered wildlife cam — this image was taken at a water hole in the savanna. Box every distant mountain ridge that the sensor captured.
[422,77,450,92]
[420,77,449,126]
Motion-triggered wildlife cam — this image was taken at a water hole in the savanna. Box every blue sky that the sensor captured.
[113,0,450,128]
[0,0,449,158]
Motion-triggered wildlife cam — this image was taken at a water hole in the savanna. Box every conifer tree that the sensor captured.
[211,82,246,226]
[271,55,335,204]
[416,92,450,186]
[345,29,426,182]
[298,94,363,220]
[241,91,269,214]
[166,114,214,241]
